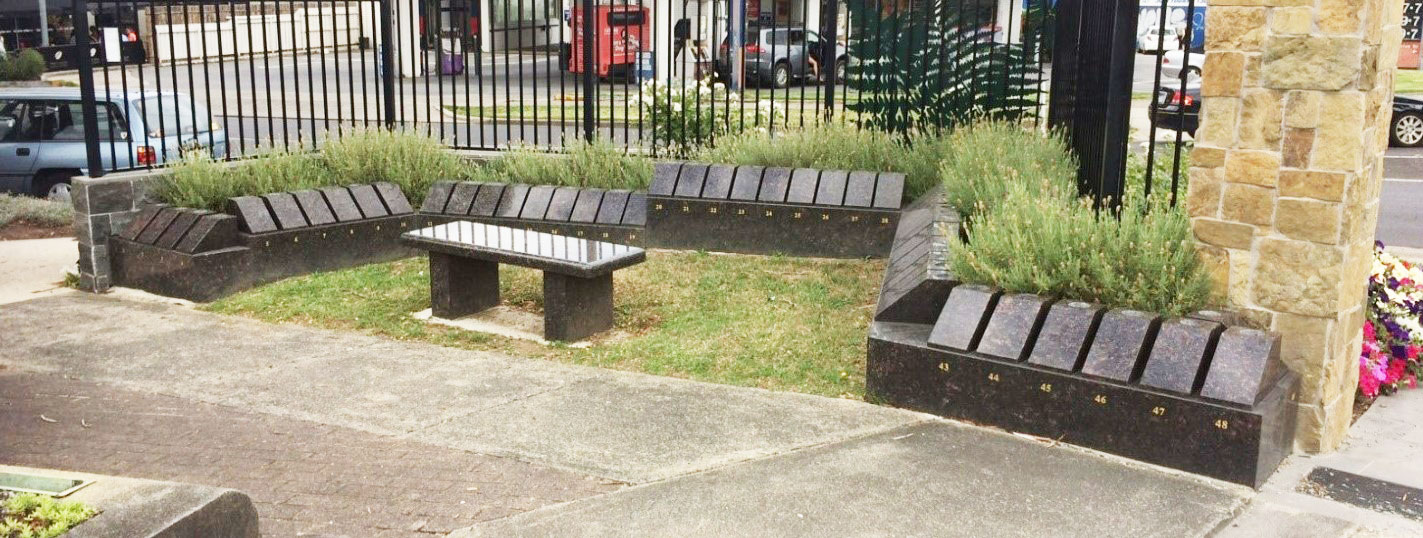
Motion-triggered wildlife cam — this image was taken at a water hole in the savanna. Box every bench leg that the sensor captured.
[542,272,614,342]
[429,252,499,319]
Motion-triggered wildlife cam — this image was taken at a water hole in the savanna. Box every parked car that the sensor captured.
[717,26,848,88]
[1160,49,1202,81]
[1391,95,1423,147]
[1137,26,1182,54]
[0,88,225,201]
[1149,83,1200,136]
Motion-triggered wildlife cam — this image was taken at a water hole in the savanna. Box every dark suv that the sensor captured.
[716,26,848,88]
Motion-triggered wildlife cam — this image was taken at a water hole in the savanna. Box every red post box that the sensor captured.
[570,4,651,78]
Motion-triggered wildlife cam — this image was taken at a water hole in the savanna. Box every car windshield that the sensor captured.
[138,95,210,137]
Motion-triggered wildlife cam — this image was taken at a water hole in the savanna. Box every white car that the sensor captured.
[1160,49,1203,80]
[1137,27,1182,54]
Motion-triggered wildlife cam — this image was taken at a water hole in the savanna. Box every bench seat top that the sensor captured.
[401,221,645,278]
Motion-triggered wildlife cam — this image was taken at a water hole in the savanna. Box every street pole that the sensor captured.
[582,0,595,142]
[729,0,743,90]
[819,0,837,121]
[74,0,103,178]
[380,0,398,128]
[39,0,50,47]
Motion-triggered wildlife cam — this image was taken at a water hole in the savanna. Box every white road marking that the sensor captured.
[1384,178,1423,183]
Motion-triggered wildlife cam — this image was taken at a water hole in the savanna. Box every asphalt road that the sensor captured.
[1381,147,1423,248]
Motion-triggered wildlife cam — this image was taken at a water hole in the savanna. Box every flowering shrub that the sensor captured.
[1360,242,1423,399]
[638,78,783,157]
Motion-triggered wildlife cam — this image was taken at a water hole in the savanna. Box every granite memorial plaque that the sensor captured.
[262,193,309,230]
[349,184,389,218]
[138,207,181,244]
[319,187,364,222]
[469,183,505,216]
[1200,327,1283,406]
[843,171,876,207]
[520,186,557,220]
[175,214,239,254]
[786,169,819,204]
[700,165,736,199]
[624,192,648,226]
[814,170,848,206]
[1027,301,1104,372]
[729,166,764,200]
[445,182,481,215]
[546,187,580,221]
[758,167,792,202]
[292,190,337,226]
[495,184,531,218]
[1140,318,1223,394]
[595,191,630,224]
[976,293,1051,361]
[872,173,905,209]
[569,189,604,223]
[927,284,999,351]
[374,182,413,214]
[154,210,205,249]
[675,164,710,197]
[226,196,278,234]
[120,204,168,240]
[421,181,456,213]
[1081,309,1160,382]
[649,162,681,195]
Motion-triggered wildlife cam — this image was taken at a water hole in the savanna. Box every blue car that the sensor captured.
[0,88,227,201]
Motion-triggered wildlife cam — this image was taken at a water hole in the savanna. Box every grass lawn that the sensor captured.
[1398,68,1423,95]
[207,251,885,399]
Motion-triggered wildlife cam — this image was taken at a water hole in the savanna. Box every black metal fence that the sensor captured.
[39,0,1194,203]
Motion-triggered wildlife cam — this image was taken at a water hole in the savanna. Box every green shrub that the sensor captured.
[0,193,73,228]
[318,129,472,201]
[470,138,652,190]
[948,182,1215,317]
[937,121,1079,217]
[161,149,335,212]
[1,492,96,538]
[638,79,782,157]
[693,122,945,201]
[0,49,45,81]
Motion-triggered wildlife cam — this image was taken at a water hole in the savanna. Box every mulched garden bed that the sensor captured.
[0,220,73,241]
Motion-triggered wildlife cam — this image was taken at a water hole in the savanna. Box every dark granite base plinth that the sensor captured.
[111,215,420,302]
[430,253,499,318]
[543,272,614,342]
[644,197,898,258]
[867,321,1298,487]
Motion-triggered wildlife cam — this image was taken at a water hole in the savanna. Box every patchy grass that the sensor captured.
[0,491,96,538]
[207,252,884,398]
[1398,68,1423,95]
[0,194,72,228]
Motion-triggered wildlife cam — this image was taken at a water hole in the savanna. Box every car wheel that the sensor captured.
[1185,66,1201,79]
[832,58,847,84]
[1392,112,1423,147]
[772,62,790,89]
[32,171,74,203]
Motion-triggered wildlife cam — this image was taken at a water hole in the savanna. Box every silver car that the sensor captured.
[0,88,227,200]
[717,26,849,88]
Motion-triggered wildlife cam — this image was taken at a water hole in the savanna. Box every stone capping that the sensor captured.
[227,182,415,234]
[649,162,905,209]
[420,180,647,227]
[72,169,168,292]
[924,284,1286,408]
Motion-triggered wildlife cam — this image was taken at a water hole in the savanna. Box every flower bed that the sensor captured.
[1360,242,1423,399]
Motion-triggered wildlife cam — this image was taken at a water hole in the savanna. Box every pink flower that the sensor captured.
[1364,320,1376,341]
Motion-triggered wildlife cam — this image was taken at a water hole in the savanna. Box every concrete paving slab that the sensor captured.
[0,294,924,484]
[1213,502,1364,538]
[452,421,1250,538]
[412,373,927,483]
[0,237,77,305]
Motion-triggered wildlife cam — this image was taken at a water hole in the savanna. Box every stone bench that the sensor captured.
[420,181,646,245]
[400,221,645,341]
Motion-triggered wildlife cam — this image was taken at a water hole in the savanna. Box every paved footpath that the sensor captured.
[0,371,617,537]
[0,292,1360,537]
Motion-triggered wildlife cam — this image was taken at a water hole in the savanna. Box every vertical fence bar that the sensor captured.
[75,0,105,177]
[380,0,398,128]
[581,0,595,142]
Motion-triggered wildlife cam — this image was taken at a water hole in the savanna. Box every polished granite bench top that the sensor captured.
[401,221,645,278]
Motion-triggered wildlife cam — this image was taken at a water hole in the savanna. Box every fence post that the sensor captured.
[581,0,596,142]
[73,0,105,178]
[1046,0,1136,206]
[819,0,838,120]
[380,0,398,129]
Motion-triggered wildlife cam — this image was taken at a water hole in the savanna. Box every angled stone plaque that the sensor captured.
[154,210,202,249]
[927,284,999,351]
[1201,328,1284,406]
[1141,318,1223,394]
[176,214,238,254]
[700,165,736,199]
[520,185,557,220]
[624,192,648,226]
[319,187,364,222]
[374,182,413,214]
[595,190,630,224]
[226,196,277,234]
[872,173,905,209]
[262,193,309,230]
[421,180,456,213]
[495,184,531,219]
[569,188,604,223]
[843,171,876,207]
[786,169,819,204]
[649,162,682,195]
[758,167,792,202]
[729,166,764,200]
[349,184,389,218]
[1081,309,1159,382]
[814,170,849,206]
[470,183,505,216]
[546,187,580,221]
[292,190,336,226]
[120,204,169,240]
[1027,301,1104,372]
[976,293,1051,361]
[445,182,481,215]
[675,164,711,197]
